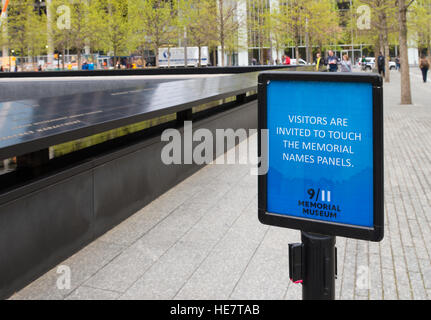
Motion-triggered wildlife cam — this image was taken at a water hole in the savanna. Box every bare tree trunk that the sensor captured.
[155,45,159,67]
[77,50,82,70]
[374,39,380,73]
[219,0,225,67]
[1,0,8,59]
[305,21,311,63]
[382,12,390,83]
[399,0,412,105]
[213,48,217,66]
[183,27,188,68]
[62,48,65,70]
[114,46,118,69]
[278,44,281,64]
[295,25,300,62]
[427,33,431,58]
[308,38,313,64]
[221,40,225,67]
[259,39,264,65]
[259,47,264,65]
[198,45,202,67]
[384,41,390,82]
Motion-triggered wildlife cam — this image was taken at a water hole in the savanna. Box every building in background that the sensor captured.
[219,0,421,66]
[217,0,279,66]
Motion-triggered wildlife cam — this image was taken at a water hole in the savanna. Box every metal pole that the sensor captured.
[0,0,10,29]
[301,232,336,300]
[350,0,354,61]
[184,27,187,68]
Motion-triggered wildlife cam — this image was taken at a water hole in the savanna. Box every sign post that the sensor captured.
[258,72,384,300]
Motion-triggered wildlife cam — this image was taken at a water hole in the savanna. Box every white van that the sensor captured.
[158,47,209,67]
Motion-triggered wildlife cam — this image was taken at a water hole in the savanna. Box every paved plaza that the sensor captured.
[11,68,431,300]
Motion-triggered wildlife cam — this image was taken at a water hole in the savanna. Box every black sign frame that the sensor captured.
[258,72,384,242]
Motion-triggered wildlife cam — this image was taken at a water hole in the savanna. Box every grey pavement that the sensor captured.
[10,68,431,300]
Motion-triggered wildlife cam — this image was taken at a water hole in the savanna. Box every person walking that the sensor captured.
[361,55,367,71]
[395,56,401,71]
[377,52,385,77]
[340,54,352,72]
[419,54,430,83]
[315,52,324,71]
[327,50,338,72]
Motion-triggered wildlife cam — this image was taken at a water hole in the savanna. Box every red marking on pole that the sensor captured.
[1,0,10,18]
[290,278,303,284]
[0,0,9,27]
[0,0,10,29]
[1,0,10,15]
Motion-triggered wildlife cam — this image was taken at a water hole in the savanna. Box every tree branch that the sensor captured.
[406,0,415,8]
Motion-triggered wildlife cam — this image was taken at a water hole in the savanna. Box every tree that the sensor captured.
[410,0,431,57]
[49,0,73,69]
[94,0,130,67]
[306,0,341,61]
[248,0,271,65]
[355,0,397,82]
[26,6,47,67]
[0,0,9,65]
[215,0,240,66]
[286,0,307,61]
[267,3,293,63]
[129,0,178,68]
[50,0,98,70]
[266,1,340,65]
[7,0,46,70]
[178,0,217,67]
[398,0,415,104]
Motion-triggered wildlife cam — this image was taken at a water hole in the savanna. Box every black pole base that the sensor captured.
[301,232,337,300]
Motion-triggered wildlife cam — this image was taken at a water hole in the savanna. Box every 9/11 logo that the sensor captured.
[308,188,331,203]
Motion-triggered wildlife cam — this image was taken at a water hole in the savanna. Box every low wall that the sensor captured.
[0,100,258,299]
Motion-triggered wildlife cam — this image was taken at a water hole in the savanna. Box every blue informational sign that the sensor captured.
[267,80,373,227]
[258,72,384,242]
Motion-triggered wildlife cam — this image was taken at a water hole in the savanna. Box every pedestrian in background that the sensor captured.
[340,54,352,72]
[419,54,430,83]
[395,56,401,71]
[327,50,338,72]
[377,52,385,77]
[361,55,366,71]
[315,52,324,71]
